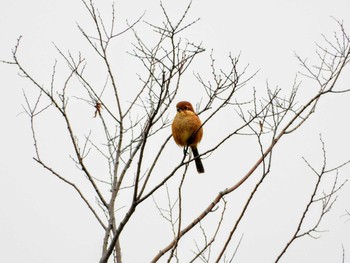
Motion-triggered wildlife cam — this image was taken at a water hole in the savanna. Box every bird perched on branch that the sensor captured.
[172,101,205,173]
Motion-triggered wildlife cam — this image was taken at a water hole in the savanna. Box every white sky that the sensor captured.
[1,0,350,262]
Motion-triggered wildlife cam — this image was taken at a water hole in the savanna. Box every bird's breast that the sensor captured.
[172,111,203,147]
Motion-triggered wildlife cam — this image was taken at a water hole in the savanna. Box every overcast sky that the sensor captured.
[1,0,350,262]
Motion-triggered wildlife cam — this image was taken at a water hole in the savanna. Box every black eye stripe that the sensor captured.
[177,106,191,111]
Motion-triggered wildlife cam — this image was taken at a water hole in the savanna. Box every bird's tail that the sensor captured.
[191,146,205,174]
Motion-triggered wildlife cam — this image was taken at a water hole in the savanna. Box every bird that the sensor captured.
[172,101,205,173]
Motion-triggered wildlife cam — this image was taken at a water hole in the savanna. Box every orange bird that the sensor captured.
[172,101,205,173]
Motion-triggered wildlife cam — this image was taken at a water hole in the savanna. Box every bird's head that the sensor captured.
[176,101,195,112]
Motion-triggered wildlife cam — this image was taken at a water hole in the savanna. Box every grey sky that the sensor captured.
[1,0,350,262]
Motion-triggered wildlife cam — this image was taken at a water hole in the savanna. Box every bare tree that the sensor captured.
[2,1,350,262]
